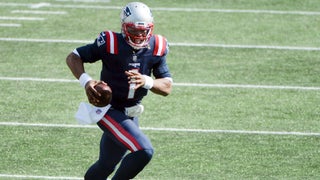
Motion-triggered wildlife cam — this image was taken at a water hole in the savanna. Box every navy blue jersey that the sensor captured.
[76,31,171,109]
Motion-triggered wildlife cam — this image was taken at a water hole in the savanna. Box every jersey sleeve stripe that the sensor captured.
[153,35,159,56]
[101,115,142,152]
[106,31,118,54]
[153,35,166,56]
[113,32,118,54]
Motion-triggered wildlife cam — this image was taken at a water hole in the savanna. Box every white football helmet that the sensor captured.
[120,2,154,49]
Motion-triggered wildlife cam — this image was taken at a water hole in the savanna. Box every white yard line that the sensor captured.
[152,8,320,15]
[0,76,319,91]
[0,16,44,21]
[0,122,319,136]
[29,2,51,9]
[0,37,320,51]
[0,37,89,44]
[0,77,78,83]
[170,42,320,51]
[174,82,320,91]
[0,2,320,16]
[56,0,111,2]
[0,174,82,180]
[0,23,21,27]
[11,10,67,15]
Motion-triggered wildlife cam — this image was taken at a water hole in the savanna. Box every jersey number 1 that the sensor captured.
[127,69,138,99]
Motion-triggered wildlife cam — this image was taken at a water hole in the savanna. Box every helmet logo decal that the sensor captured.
[124,7,131,17]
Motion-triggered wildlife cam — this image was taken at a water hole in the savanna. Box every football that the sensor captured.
[94,82,112,107]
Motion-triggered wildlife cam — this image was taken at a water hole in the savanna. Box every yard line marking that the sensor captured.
[0,23,21,27]
[29,2,51,9]
[0,122,97,129]
[170,42,320,51]
[142,127,320,136]
[1,2,320,16]
[0,37,89,44]
[0,77,78,83]
[0,122,319,136]
[0,76,320,91]
[0,174,82,180]
[1,37,320,51]
[56,0,111,2]
[174,82,320,91]
[152,7,320,16]
[11,10,67,15]
[0,2,30,7]
[0,16,45,21]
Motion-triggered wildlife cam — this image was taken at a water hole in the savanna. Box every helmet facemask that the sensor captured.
[122,22,154,49]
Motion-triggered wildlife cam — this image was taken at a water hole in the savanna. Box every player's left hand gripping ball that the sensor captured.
[94,81,112,107]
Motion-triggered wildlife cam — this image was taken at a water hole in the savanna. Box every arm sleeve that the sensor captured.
[152,56,172,79]
[151,36,171,79]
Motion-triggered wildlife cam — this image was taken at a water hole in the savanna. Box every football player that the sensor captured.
[66,2,172,180]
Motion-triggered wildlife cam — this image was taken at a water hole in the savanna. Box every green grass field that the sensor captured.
[0,0,320,179]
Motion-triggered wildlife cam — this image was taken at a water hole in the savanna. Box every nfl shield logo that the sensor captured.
[95,109,102,115]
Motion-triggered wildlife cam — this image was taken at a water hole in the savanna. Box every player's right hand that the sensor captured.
[84,80,101,106]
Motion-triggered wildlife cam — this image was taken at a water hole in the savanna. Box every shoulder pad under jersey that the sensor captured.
[153,35,167,56]
[97,30,119,54]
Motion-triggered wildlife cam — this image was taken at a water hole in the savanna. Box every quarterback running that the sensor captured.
[66,2,172,180]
